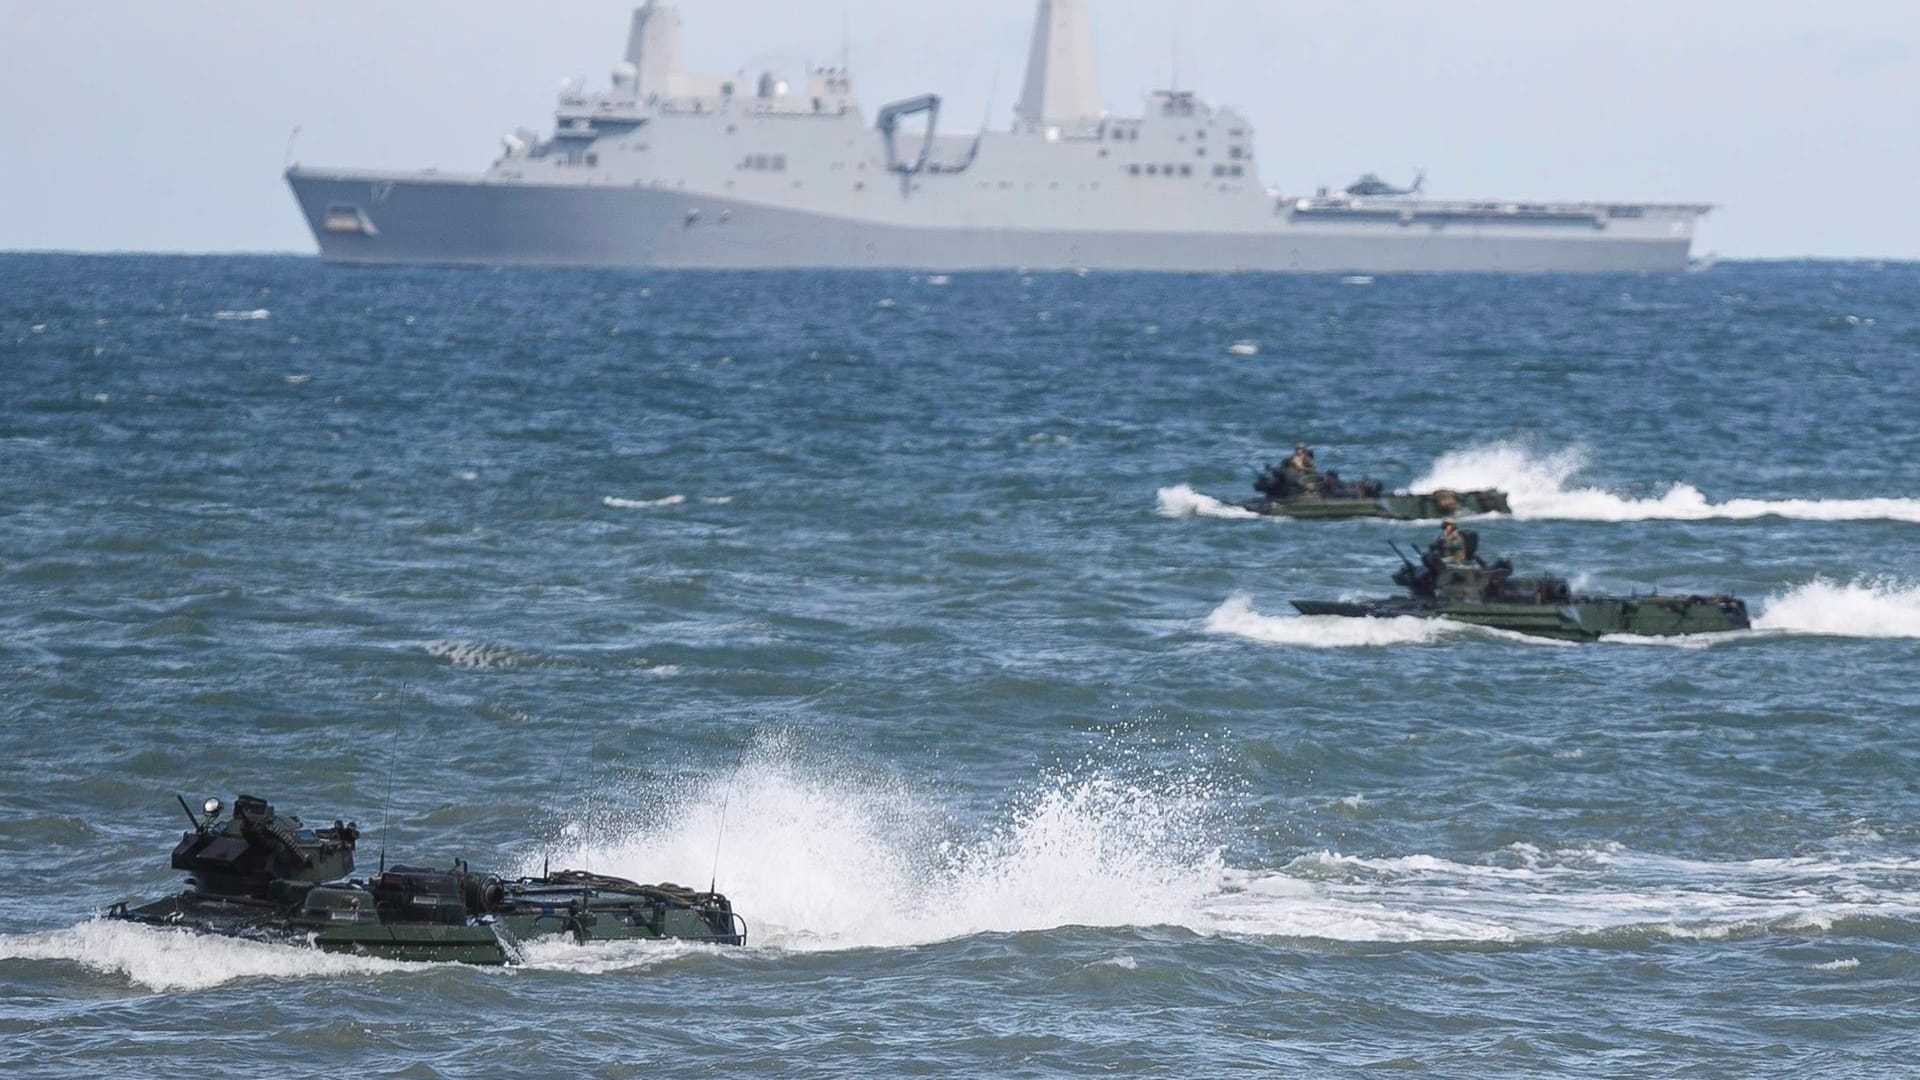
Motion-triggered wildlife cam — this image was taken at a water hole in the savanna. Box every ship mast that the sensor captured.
[624,1,684,100]
[1015,0,1102,129]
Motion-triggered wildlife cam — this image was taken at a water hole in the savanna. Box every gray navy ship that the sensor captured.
[287,1,1711,272]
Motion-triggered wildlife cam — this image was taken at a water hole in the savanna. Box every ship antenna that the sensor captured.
[283,125,302,170]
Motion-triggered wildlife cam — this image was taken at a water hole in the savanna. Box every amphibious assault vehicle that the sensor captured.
[1291,537,1749,642]
[1243,461,1509,521]
[108,794,745,965]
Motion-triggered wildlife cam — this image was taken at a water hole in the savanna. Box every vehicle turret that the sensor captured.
[167,794,358,900]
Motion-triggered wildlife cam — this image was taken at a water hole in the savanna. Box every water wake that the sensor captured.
[0,920,406,991]
[558,752,1920,951]
[541,738,1229,951]
[1753,578,1920,638]
[10,753,1918,988]
[1210,847,1920,945]
[1413,442,1920,523]
[1155,484,1259,520]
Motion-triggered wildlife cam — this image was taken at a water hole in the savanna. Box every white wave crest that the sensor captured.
[604,494,687,510]
[0,921,406,991]
[1155,484,1259,520]
[211,308,271,321]
[1203,594,1451,648]
[1413,442,1920,523]
[1754,578,1920,638]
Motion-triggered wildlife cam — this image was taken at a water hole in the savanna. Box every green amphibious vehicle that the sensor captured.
[1292,537,1750,642]
[1242,457,1509,521]
[109,794,745,965]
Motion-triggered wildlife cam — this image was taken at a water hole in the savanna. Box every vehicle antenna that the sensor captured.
[176,794,203,830]
[708,786,731,898]
[377,700,403,875]
[706,742,752,897]
[582,733,597,874]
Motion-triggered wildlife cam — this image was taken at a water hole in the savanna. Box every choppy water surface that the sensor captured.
[2,255,1917,1077]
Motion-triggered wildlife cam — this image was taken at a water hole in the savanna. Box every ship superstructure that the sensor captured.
[288,0,1710,272]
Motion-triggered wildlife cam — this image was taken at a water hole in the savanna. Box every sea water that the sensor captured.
[1,256,1917,1076]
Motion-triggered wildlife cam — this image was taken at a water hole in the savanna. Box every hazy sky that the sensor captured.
[2,0,1915,258]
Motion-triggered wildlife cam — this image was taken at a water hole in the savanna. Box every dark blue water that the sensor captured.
[2,255,1918,1077]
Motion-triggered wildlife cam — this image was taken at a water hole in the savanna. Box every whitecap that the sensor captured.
[604,494,687,510]
[212,309,271,322]
[1226,340,1260,357]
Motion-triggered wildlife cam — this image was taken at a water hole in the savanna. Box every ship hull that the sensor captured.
[290,170,1699,274]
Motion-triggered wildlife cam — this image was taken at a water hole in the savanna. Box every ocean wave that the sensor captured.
[1413,442,1920,523]
[211,309,271,322]
[604,494,688,510]
[1155,484,1260,520]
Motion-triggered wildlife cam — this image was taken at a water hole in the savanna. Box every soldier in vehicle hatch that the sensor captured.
[1279,443,1323,495]
[1431,519,1470,563]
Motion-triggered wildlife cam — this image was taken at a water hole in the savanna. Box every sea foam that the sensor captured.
[533,737,1228,951]
[1753,578,1920,638]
